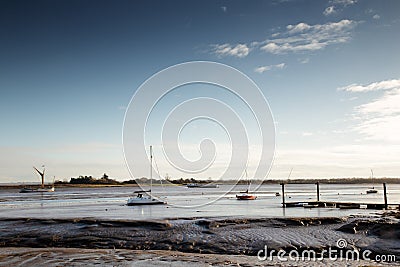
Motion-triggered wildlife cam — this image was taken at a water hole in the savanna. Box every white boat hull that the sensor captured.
[127,197,165,206]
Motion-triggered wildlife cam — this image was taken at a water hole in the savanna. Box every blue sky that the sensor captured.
[1,0,400,182]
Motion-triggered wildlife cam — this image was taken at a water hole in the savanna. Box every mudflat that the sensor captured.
[0,215,400,266]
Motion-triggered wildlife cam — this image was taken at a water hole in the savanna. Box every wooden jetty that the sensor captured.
[280,182,400,210]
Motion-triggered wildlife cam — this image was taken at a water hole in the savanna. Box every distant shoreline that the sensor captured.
[0,184,140,189]
[1,177,400,189]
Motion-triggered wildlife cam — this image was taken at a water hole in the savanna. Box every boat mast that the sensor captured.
[371,169,374,189]
[245,169,249,193]
[150,145,153,193]
[34,166,45,188]
[288,167,293,180]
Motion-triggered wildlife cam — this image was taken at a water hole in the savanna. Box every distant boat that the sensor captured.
[236,189,257,200]
[236,170,256,200]
[127,146,166,206]
[20,187,55,193]
[275,192,281,196]
[366,188,378,194]
[338,203,360,209]
[20,166,55,193]
[366,169,378,194]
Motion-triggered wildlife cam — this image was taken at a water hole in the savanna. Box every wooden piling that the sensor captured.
[383,183,388,210]
[280,183,285,208]
[316,182,320,202]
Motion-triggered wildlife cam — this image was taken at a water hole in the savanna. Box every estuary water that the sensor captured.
[0,183,398,220]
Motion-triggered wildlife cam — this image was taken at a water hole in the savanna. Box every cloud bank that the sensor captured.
[212,19,358,57]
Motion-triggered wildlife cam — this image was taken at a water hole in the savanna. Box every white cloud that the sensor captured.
[260,20,357,54]
[221,6,227,13]
[355,115,400,142]
[354,89,400,142]
[341,78,400,142]
[373,14,380,20]
[302,132,313,136]
[211,19,358,57]
[299,58,310,64]
[331,0,357,6]
[356,88,400,116]
[338,79,400,92]
[340,96,358,102]
[323,6,336,16]
[321,0,356,19]
[365,8,374,14]
[275,63,285,69]
[254,63,285,73]
[255,66,271,73]
[212,43,250,58]
[286,22,311,33]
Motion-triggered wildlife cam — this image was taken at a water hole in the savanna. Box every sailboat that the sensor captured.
[127,146,166,206]
[20,166,55,193]
[236,170,257,200]
[366,169,378,194]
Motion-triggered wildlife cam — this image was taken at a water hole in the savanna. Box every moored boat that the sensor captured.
[366,188,378,194]
[127,146,166,206]
[20,166,55,193]
[236,189,257,200]
[127,190,165,205]
[236,170,256,200]
[366,169,378,194]
[338,203,360,209]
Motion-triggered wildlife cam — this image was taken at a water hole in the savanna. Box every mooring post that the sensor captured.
[316,182,320,202]
[280,183,286,208]
[383,183,388,210]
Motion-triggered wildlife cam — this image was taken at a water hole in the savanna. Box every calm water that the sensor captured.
[0,183,398,220]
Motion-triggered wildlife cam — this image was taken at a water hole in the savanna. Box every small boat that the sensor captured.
[366,169,378,194]
[236,189,257,200]
[20,166,55,193]
[275,192,281,196]
[127,190,165,205]
[127,146,166,206]
[236,170,256,200]
[20,186,55,193]
[20,187,36,193]
[338,203,360,209]
[366,188,378,194]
